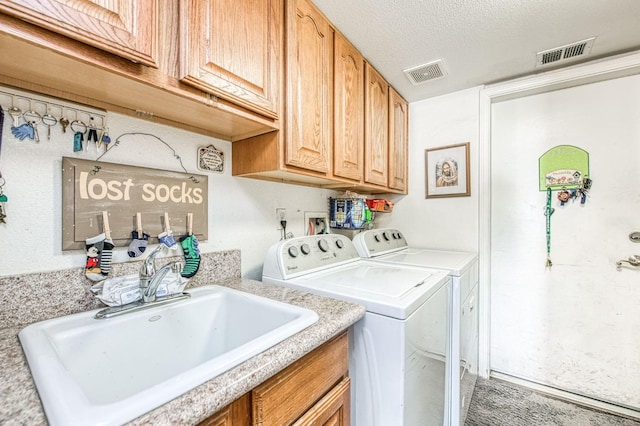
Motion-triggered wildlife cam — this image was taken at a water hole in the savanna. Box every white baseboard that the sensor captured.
[490,371,640,421]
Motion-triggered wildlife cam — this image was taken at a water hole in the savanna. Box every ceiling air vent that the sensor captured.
[536,37,596,67]
[403,59,448,85]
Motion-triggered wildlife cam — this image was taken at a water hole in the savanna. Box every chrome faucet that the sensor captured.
[95,245,188,319]
[139,245,184,302]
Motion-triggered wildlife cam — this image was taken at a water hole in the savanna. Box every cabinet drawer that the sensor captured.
[253,332,348,426]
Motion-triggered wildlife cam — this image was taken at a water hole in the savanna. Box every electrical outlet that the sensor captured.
[276,208,286,229]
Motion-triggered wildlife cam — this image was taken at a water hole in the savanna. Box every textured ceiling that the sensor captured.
[312,0,640,102]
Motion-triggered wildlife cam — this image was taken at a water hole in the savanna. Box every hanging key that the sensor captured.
[70,120,87,152]
[8,106,22,127]
[0,176,6,224]
[60,117,70,133]
[23,111,42,143]
[42,113,58,141]
[87,117,99,148]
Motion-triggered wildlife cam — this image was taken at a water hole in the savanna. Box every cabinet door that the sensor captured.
[388,87,408,192]
[333,33,364,182]
[364,63,388,187]
[198,393,251,426]
[180,0,281,119]
[0,0,158,67]
[285,0,333,174]
[293,377,351,426]
[253,333,348,426]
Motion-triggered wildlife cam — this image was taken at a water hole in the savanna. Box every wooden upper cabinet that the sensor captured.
[388,87,408,193]
[364,62,389,187]
[180,0,281,119]
[333,32,364,182]
[285,0,333,174]
[0,0,158,67]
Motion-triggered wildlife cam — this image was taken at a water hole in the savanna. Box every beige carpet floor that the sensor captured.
[465,378,640,426]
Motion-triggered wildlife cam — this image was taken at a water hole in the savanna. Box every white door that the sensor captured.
[489,74,640,410]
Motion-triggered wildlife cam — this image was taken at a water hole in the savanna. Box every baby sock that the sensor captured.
[158,231,177,249]
[85,233,106,282]
[127,231,149,257]
[180,234,201,278]
[99,238,114,277]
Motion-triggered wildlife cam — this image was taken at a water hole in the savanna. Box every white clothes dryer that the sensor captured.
[352,228,479,426]
[262,234,452,426]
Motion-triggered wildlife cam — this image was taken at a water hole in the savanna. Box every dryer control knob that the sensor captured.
[318,239,329,252]
[374,234,381,242]
[382,231,390,241]
[300,243,311,255]
[288,246,299,258]
[336,239,344,249]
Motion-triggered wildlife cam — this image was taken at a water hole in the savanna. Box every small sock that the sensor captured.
[85,233,106,282]
[127,231,149,257]
[99,239,114,277]
[180,234,201,278]
[159,231,177,249]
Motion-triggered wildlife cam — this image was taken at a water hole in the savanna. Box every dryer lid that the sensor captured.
[378,248,477,276]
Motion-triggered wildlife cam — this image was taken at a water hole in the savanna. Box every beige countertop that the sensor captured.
[0,251,365,425]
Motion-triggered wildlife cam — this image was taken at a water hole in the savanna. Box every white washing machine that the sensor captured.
[262,234,453,426]
[352,228,479,426]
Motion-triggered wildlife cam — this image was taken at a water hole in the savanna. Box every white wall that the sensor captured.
[490,74,640,409]
[0,104,337,280]
[382,87,481,252]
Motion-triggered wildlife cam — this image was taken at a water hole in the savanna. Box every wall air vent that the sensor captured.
[536,37,596,67]
[403,59,448,85]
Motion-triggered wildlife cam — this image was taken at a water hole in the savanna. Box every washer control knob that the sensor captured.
[318,239,329,252]
[336,239,344,249]
[397,232,403,240]
[300,243,311,255]
[382,231,390,241]
[288,246,299,258]
[374,234,381,242]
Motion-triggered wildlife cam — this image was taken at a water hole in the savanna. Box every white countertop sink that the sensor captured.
[18,285,318,426]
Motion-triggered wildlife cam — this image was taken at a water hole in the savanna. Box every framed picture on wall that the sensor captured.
[425,142,470,198]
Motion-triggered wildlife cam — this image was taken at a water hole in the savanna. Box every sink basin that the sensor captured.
[19,285,318,426]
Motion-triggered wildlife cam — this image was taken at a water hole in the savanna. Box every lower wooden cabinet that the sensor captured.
[199,332,349,426]
[292,377,350,426]
[199,393,252,426]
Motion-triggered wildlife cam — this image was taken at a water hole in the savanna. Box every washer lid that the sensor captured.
[377,248,477,276]
[289,260,450,319]
[310,264,432,298]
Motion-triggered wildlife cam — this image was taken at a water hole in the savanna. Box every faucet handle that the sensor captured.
[171,262,184,274]
[140,245,165,277]
[140,258,156,278]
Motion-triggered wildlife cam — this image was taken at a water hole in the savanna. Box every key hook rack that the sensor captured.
[0,86,106,132]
